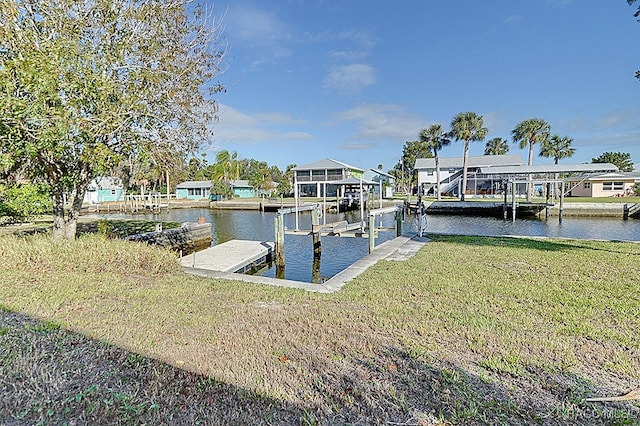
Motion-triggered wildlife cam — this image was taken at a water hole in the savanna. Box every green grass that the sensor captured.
[0,233,639,424]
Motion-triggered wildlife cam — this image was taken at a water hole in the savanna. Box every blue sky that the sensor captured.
[205,0,639,171]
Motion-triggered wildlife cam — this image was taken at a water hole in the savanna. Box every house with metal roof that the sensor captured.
[176,180,212,200]
[415,154,525,197]
[176,180,258,199]
[293,158,366,197]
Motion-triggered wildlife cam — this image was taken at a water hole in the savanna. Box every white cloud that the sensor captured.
[322,64,377,95]
[332,103,431,142]
[210,104,313,144]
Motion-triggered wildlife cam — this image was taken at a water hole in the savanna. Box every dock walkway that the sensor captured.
[182,235,430,293]
[180,240,274,273]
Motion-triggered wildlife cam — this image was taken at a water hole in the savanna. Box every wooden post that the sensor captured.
[559,180,565,223]
[503,180,508,220]
[368,213,376,253]
[396,208,402,237]
[511,181,517,222]
[274,214,285,270]
[311,207,321,258]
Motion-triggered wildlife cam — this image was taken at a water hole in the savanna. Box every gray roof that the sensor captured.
[367,168,395,179]
[176,180,212,189]
[293,158,364,172]
[565,171,640,181]
[478,163,619,175]
[332,177,378,185]
[231,180,252,188]
[88,177,123,190]
[414,154,524,170]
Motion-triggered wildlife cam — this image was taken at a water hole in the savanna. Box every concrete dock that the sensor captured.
[180,240,274,273]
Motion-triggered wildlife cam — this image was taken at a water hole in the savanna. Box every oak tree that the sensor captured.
[0,0,225,239]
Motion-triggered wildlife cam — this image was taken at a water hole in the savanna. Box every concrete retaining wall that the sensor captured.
[126,223,212,253]
[546,203,627,217]
[423,200,638,218]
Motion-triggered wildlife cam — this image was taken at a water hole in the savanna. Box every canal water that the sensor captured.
[97,209,640,283]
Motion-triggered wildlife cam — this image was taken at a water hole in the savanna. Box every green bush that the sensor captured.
[0,183,52,223]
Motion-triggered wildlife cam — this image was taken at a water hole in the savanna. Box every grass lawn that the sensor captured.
[0,233,639,424]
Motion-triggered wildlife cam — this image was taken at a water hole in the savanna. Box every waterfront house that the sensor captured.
[415,154,525,197]
[231,180,256,198]
[363,168,396,198]
[293,158,365,197]
[83,177,124,204]
[176,180,258,199]
[176,180,212,200]
[566,172,640,197]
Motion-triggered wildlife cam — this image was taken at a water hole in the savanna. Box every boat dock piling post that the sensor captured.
[511,181,517,222]
[396,208,402,237]
[559,180,565,223]
[274,214,285,269]
[502,180,508,220]
[311,207,322,259]
[368,213,376,253]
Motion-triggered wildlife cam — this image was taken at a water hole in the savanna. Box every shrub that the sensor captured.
[0,183,52,223]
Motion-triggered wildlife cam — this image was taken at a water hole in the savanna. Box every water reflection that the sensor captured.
[94,208,640,282]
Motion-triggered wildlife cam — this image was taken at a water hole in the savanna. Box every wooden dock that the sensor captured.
[180,240,274,273]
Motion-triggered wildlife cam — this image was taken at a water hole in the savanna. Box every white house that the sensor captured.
[415,154,525,197]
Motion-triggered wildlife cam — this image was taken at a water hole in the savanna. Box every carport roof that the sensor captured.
[478,163,619,175]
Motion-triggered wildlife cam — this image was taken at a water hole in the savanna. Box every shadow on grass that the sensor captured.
[308,346,640,425]
[0,308,305,425]
[428,234,640,256]
[2,307,639,425]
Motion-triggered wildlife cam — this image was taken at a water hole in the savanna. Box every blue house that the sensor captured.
[176,180,257,199]
[231,180,256,198]
[176,180,212,200]
[83,177,124,204]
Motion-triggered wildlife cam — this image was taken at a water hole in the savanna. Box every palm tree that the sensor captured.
[539,135,575,165]
[484,137,509,155]
[419,124,450,201]
[512,118,551,200]
[449,112,488,201]
[540,135,575,199]
[212,149,240,197]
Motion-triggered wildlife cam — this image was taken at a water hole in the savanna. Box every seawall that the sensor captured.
[422,201,639,218]
[126,222,212,253]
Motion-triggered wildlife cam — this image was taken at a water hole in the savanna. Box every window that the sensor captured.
[187,188,202,196]
[448,168,456,173]
[427,170,434,176]
[583,182,591,189]
[602,181,624,191]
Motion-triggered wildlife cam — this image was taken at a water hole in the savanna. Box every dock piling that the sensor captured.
[274,214,285,269]
[311,208,322,258]
[368,214,376,253]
